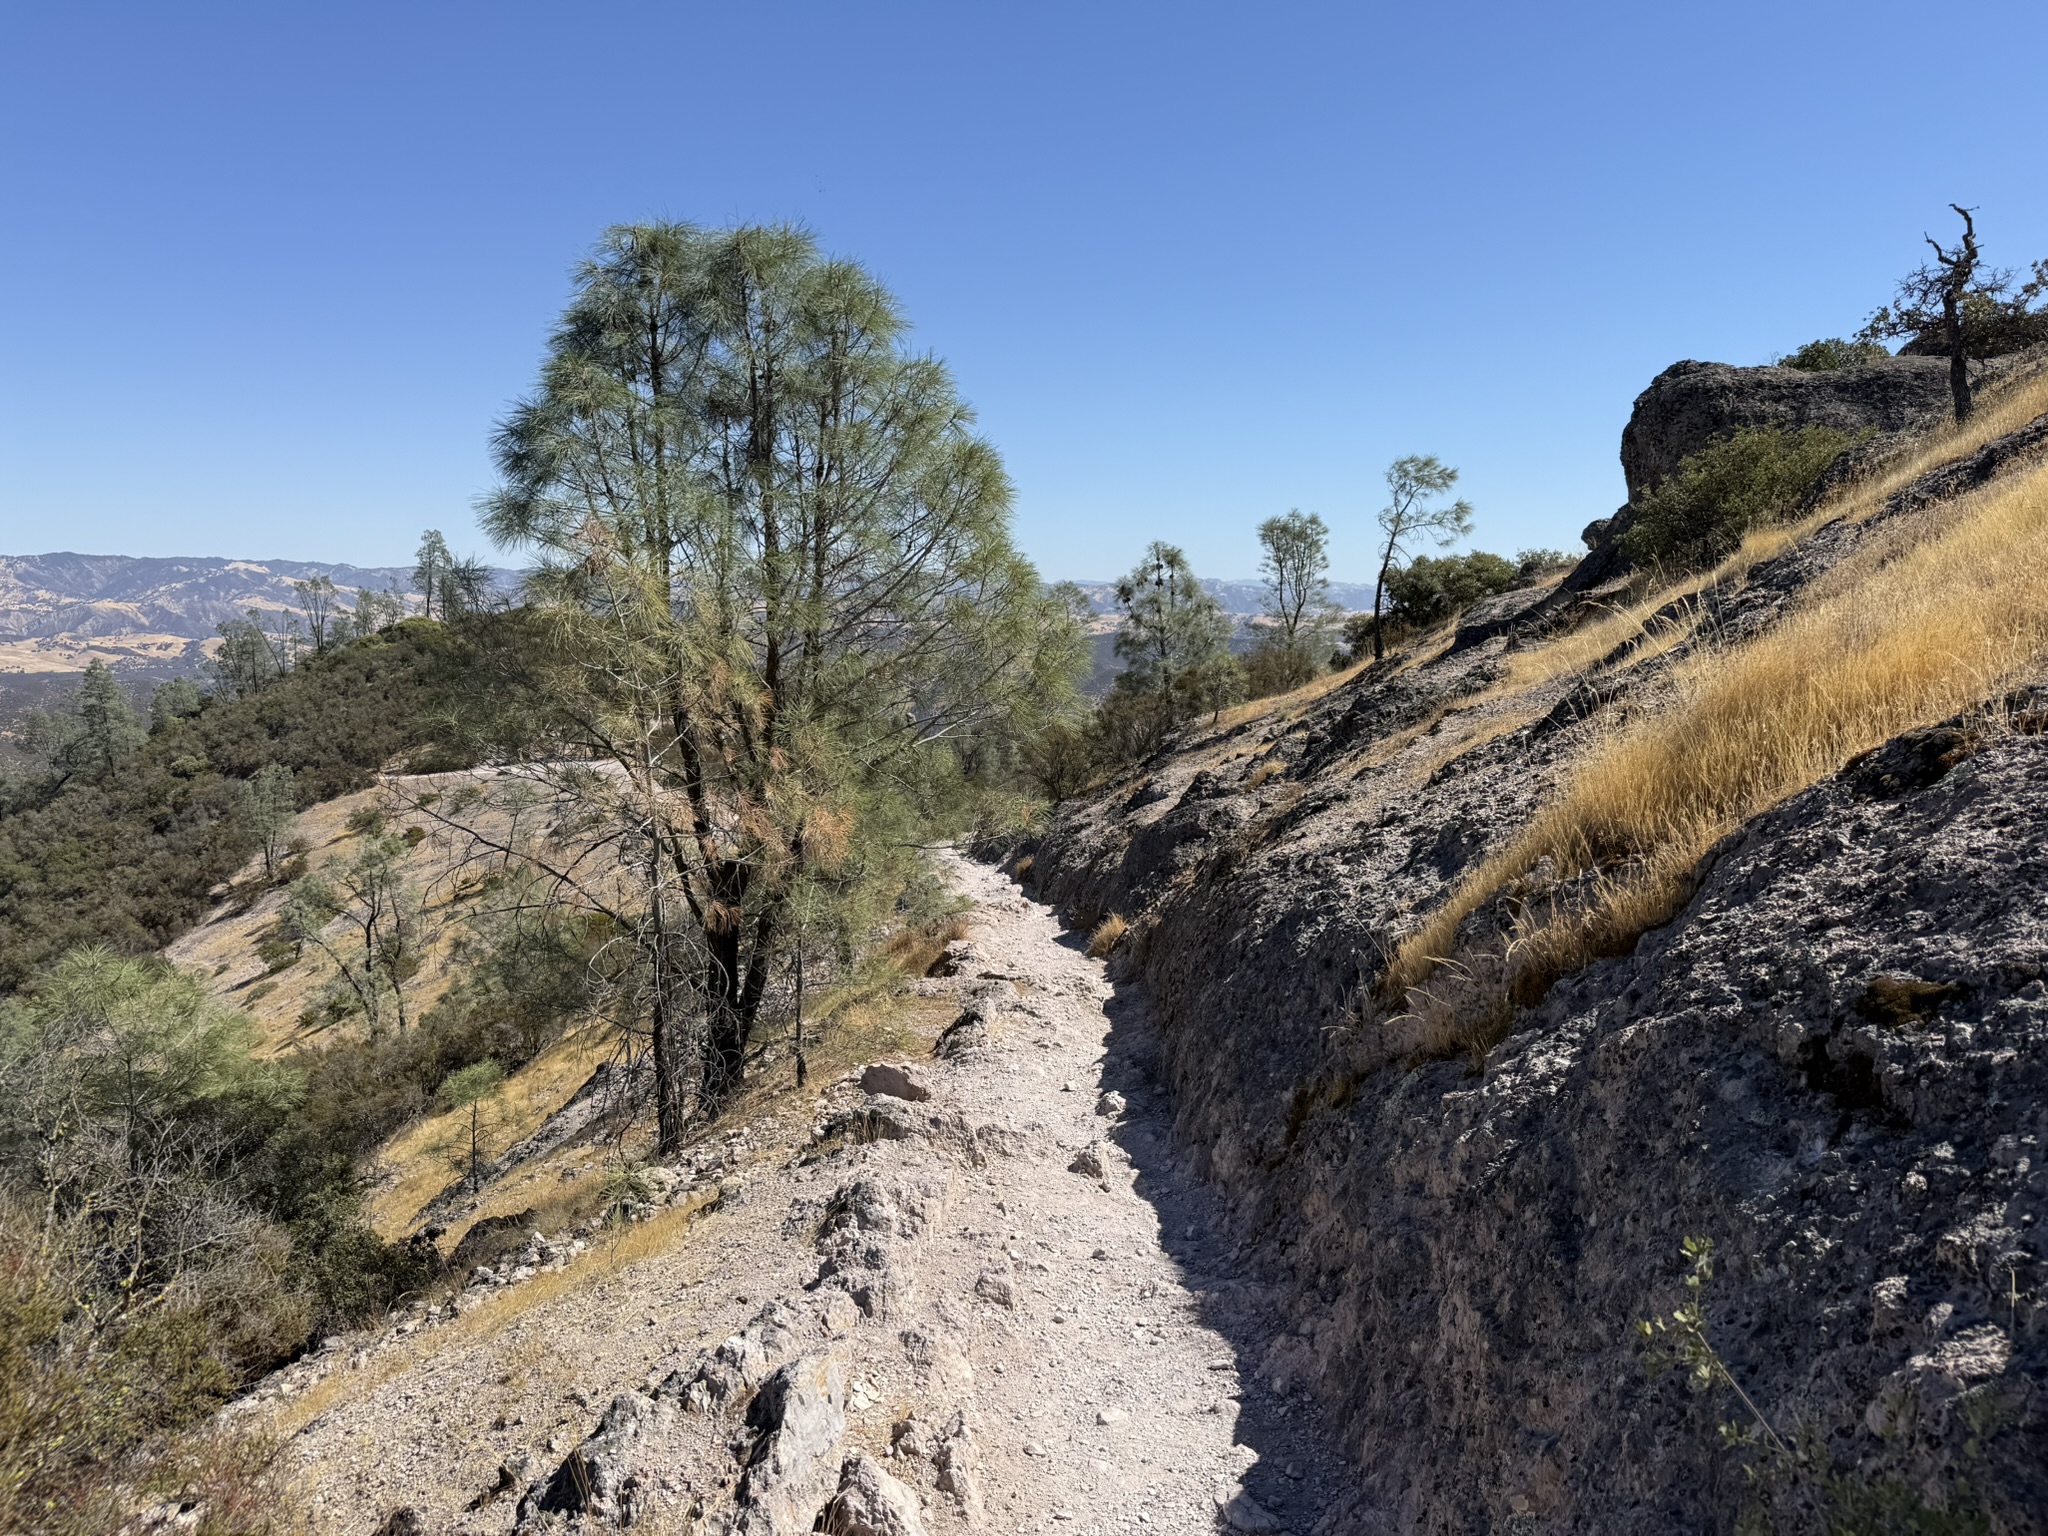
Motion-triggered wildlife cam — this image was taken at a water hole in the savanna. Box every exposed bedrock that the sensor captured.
[1027,677,2048,1529]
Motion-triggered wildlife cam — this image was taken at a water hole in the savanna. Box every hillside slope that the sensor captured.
[1019,361,2048,1530]
[0,553,514,678]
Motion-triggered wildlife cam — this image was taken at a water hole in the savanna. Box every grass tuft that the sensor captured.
[1087,913,1128,958]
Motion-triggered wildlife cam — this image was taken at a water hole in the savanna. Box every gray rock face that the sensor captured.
[516,1390,670,1528]
[812,1175,946,1319]
[735,1356,847,1535]
[1618,356,1970,501]
[662,1301,806,1412]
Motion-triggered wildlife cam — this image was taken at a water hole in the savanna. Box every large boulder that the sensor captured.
[1618,355,1970,501]
[1548,351,2032,604]
[734,1356,848,1535]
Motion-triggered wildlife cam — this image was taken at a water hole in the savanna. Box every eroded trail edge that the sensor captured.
[283,852,1346,1536]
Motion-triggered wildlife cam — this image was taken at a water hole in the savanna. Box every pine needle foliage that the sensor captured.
[471,221,1084,1146]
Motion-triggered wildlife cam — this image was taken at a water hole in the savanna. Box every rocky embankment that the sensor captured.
[1019,364,2048,1530]
[263,858,1351,1536]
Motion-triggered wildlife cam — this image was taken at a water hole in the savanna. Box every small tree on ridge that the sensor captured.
[1369,456,1473,660]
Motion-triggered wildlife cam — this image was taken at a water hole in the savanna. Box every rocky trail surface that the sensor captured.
[276,853,1349,1536]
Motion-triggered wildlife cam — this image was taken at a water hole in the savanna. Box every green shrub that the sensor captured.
[1515,548,1576,579]
[343,805,386,837]
[1622,425,1862,574]
[1384,551,1520,628]
[1242,634,1326,700]
[1776,337,1889,371]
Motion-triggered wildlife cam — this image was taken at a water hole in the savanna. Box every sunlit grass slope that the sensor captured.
[1386,439,2048,1017]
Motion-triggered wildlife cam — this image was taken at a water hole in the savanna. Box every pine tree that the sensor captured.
[1370,457,1474,660]
[468,221,1082,1145]
[1112,542,1242,726]
[413,530,453,621]
[67,660,145,780]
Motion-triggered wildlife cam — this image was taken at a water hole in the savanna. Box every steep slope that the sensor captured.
[1019,363,2048,1530]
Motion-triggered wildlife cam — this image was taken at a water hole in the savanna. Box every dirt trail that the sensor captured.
[922,853,1347,1535]
[273,853,1349,1535]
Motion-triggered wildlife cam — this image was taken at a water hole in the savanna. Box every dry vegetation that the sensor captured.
[1088,913,1129,958]
[1383,440,2048,1039]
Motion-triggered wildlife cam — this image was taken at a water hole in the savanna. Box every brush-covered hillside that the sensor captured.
[1015,347,2048,1529]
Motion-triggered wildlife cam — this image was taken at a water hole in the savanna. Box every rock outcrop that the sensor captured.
[1618,356,1972,500]
[1558,347,2047,601]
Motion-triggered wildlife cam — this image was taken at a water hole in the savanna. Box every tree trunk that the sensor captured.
[700,919,748,1109]
[647,864,689,1157]
[1372,547,1396,661]
[1945,288,1972,422]
[650,975,688,1156]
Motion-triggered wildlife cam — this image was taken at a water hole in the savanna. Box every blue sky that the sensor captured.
[3,1,2045,584]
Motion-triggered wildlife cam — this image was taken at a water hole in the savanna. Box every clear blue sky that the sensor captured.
[4,1,2045,584]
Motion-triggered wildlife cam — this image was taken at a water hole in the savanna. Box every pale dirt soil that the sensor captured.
[257,853,1348,1535]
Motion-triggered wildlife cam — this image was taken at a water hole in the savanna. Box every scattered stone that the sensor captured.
[860,1062,933,1103]
[466,1454,531,1510]
[1068,1146,1106,1180]
[1095,1090,1126,1117]
[974,1269,1015,1306]
[1096,1406,1129,1426]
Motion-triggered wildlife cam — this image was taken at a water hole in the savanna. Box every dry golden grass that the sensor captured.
[1087,913,1128,958]
[878,913,972,980]
[1215,655,1372,732]
[1504,584,1703,689]
[1386,450,2048,1019]
[365,1023,617,1238]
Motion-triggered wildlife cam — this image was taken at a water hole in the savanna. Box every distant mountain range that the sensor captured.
[0,551,1377,682]
[0,552,517,676]
[1061,578,1378,618]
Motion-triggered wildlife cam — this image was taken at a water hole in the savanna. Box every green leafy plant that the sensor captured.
[1776,337,1890,371]
[1622,426,1863,574]
[1636,1236,1789,1457]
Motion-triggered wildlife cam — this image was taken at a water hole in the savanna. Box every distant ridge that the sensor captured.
[1058,577,1378,616]
[0,551,518,675]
